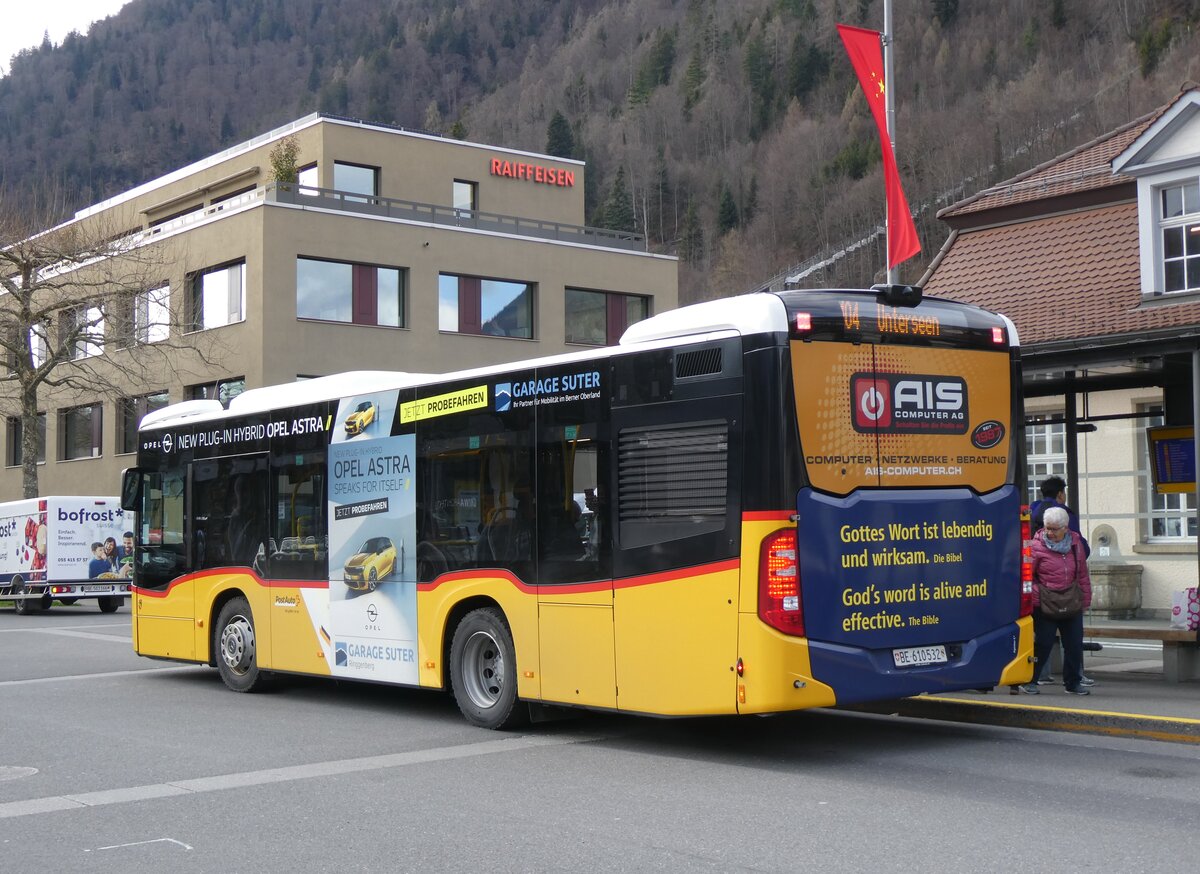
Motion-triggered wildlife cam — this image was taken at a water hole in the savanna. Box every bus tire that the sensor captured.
[214,596,269,693]
[449,607,527,730]
[98,597,121,613]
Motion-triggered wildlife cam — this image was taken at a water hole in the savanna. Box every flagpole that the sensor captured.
[883,0,897,284]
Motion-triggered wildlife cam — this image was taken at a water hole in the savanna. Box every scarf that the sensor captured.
[1044,530,1073,554]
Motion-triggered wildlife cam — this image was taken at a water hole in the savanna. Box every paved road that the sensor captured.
[1,604,1198,872]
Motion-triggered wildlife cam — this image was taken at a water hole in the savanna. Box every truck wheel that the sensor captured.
[214,596,269,692]
[13,597,37,615]
[449,607,527,730]
[59,598,78,606]
[98,597,120,613]
[39,594,52,611]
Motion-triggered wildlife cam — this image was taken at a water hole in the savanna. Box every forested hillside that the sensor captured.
[2,0,1199,299]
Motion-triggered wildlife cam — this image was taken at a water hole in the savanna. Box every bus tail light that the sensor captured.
[992,326,1006,344]
[759,528,804,636]
[1019,505,1034,617]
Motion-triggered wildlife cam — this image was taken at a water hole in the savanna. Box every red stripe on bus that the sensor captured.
[133,567,328,597]
[742,510,793,521]
[613,558,740,590]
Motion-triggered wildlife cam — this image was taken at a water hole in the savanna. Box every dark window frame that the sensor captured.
[296,256,406,328]
[59,402,103,461]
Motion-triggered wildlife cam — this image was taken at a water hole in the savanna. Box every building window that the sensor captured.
[1024,414,1066,505]
[1139,408,1197,540]
[63,305,104,359]
[188,261,245,331]
[6,413,46,467]
[187,377,246,407]
[333,161,378,203]
[118,392,169,454]
[296,258,405,327]
[1160,179,1200,294]
[453,179,477,215]
[135,285,170,344]
[565,289,650,345]
[439,274,533,339]
[59,403,102,460]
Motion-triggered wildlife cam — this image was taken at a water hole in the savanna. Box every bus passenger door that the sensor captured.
[609,354,743,716]
[535,398,617,709]
[134,467,196,660]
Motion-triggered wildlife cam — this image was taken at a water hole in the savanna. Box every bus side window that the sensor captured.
[136,468,187,590]
[192,456,268,572]
[417,399,535,582]
[268,452,328,581]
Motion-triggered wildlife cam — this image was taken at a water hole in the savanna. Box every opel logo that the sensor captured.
[366,604,378,622]
[162,432,173,453]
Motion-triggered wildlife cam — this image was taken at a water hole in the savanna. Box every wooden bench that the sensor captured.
[1081,621,1200,683]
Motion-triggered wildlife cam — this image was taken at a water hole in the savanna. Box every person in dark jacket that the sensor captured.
[1021,505,1093,696]
[1030,475,1090,557]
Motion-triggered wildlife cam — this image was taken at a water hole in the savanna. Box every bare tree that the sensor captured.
[0,179,221,497]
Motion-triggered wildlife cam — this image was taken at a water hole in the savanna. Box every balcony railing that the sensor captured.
[266,181,645,252]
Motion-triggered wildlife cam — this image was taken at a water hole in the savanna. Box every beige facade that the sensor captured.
[3,114,677,499]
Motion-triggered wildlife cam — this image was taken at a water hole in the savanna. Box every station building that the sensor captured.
[1,113,677,499]
[923,85,1200,618]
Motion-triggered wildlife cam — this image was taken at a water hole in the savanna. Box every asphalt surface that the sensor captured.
[2,603,1200,872]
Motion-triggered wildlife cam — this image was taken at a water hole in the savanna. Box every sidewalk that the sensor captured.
[844,639,1200,744]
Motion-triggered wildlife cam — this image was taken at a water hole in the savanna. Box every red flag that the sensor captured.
[836,24,921,269]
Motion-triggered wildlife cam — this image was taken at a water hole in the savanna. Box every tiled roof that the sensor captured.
[924,201,1200,345]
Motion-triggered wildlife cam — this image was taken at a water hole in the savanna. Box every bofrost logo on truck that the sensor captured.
[58,507,120,524]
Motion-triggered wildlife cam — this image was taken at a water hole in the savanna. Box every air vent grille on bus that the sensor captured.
[617,420,728,533]
[675,347,723,379]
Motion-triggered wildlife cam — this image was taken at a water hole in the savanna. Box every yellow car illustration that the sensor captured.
[344,400,376,435]
[343,536,398,591]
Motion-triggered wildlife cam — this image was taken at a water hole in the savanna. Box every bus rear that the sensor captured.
[741,287,1032,711]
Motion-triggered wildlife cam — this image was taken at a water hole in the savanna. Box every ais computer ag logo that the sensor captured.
[851,372,967,435]
[494,382,512,412]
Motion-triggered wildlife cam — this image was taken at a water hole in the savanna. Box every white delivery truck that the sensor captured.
[0,496,132,615]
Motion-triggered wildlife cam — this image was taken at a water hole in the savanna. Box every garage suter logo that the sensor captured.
[851,373,968,434]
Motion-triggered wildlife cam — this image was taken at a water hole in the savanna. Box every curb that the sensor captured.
[841,695,1200,745]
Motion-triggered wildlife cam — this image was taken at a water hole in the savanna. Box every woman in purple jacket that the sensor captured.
[1021,505,1093,696]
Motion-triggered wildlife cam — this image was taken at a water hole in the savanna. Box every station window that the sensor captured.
[59,403,103,460]
[565,289,650,346]
[439,273,533,339]
[187,260,245,331]
[5,413,46,467]
[1024,414,1067,505]
[1159,178,1200,294]
[296,257,405,328]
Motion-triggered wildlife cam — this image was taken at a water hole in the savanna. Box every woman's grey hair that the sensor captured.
[1043,505,1069,529]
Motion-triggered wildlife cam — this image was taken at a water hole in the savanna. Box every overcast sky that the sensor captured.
[2,0,131,76]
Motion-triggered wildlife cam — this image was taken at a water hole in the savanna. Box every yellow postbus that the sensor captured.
[121,285,1032,729]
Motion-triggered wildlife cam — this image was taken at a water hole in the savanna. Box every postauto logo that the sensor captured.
[851,372,968,435]
[494,383,512,412]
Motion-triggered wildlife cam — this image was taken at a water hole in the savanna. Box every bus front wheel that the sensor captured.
[215,596,269,693]
[449,608,527,730]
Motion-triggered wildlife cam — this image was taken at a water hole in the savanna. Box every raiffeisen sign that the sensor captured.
[489,158,575,187]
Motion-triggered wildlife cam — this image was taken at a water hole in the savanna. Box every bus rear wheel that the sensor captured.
[449,607,527,730]
[214,596,269,692]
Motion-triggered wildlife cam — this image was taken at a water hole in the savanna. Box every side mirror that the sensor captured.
[120,468,142,512]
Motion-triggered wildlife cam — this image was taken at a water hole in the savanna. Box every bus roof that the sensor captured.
[138,288,1014,431]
